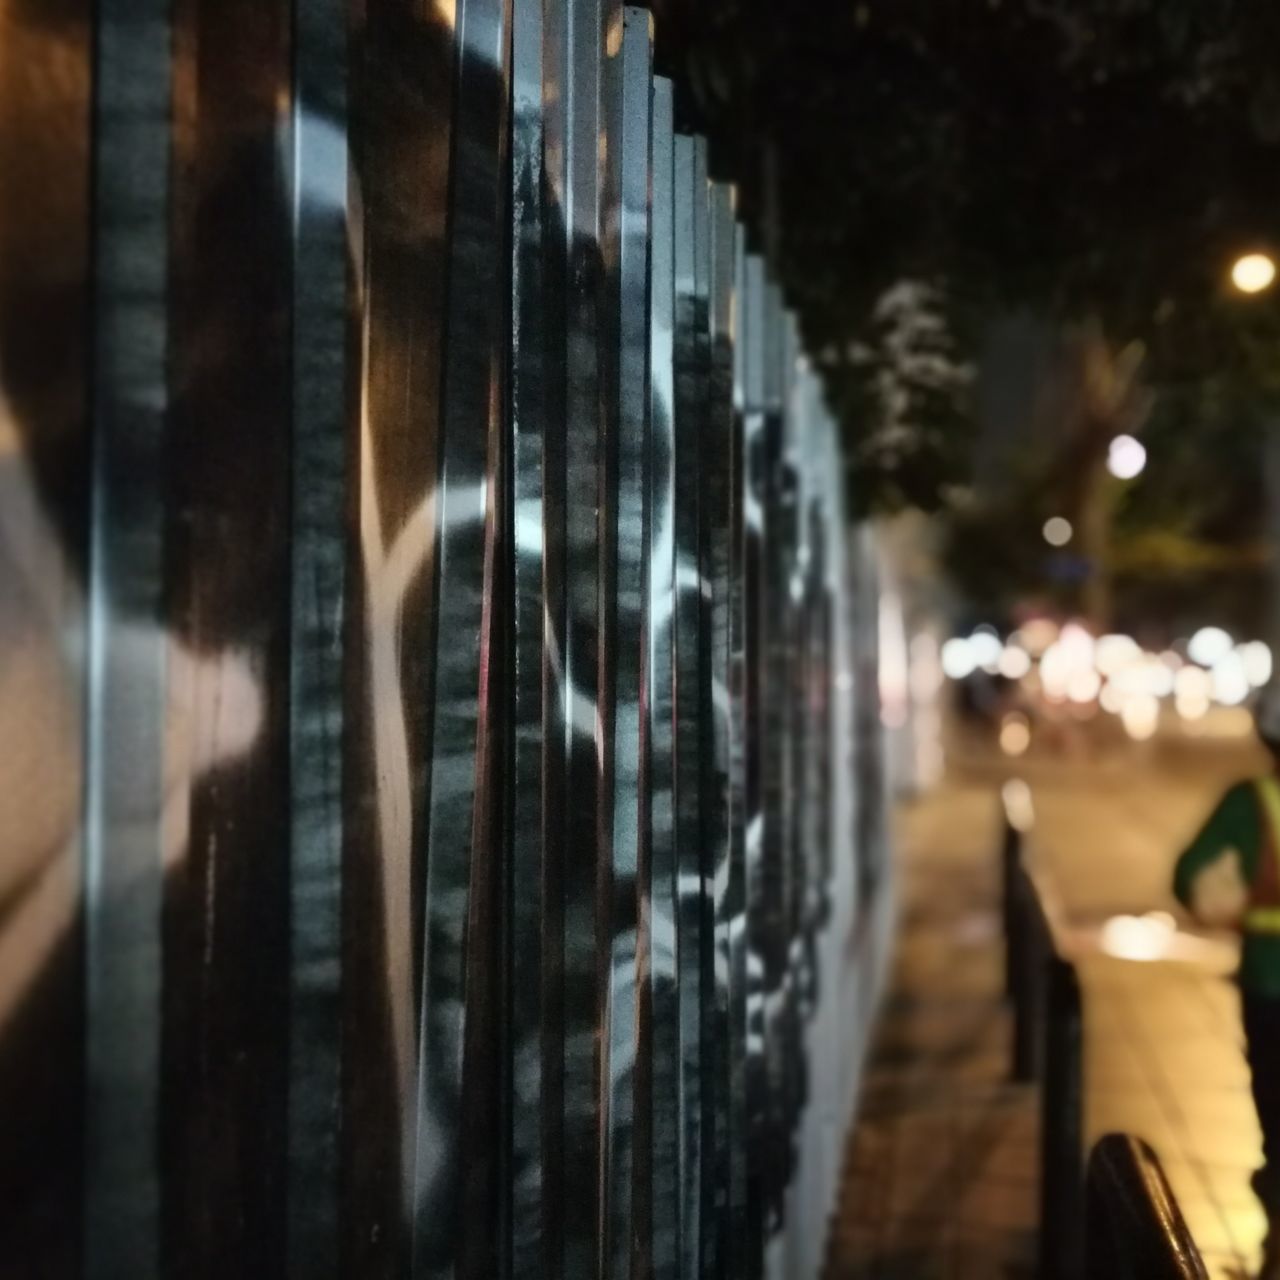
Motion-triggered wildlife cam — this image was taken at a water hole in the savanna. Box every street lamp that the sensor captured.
[1231,252,1277,295]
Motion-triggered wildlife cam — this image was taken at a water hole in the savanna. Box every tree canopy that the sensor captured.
[655,0,1280,523]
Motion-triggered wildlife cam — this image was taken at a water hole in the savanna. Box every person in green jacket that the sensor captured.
[1175,690,1280,1277]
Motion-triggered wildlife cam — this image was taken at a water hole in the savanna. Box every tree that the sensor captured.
[654,0,1280,522]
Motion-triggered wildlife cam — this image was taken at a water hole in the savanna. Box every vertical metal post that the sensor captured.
[412,0,512,1274]
[671,130,709,1280]
[597,10,652,1278]
[165,0,294,1269]
[287,0,349,1272]
[646,74,680,1280]
[510,0,551,1272]
[85,3,170,1275]
[1041,957,1085,1280]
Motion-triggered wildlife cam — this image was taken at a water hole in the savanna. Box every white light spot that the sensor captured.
[1211,651,1250,706]
[1121,693,1160,740]
[1242,641,1273,688]
[1232,252,1276,294]
[1042,516,1073,547]
[998,644,1031,680]
[1067,668,1101,704]
[942,638,976,680]
[1100,912,1176,962]
[1107,434,1147,480]
[1002,778,1035,831]
[1188,626,1233,667]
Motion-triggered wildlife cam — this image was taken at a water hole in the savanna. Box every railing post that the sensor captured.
[1002,818,1020,1000]
[1085,1134,1209,1278]
[1040,955,1085,1280]
[1010,858,1044,1084]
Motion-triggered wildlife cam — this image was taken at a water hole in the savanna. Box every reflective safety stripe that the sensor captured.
[1247,778,1280,934]
[1245,907,1280,934]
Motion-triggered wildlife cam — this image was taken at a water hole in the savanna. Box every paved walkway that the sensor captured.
[825,782,1038,1278]
[1033,749,1268,1279]
[827,741,1271,1279]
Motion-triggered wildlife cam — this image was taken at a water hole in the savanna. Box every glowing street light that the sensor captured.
[1231,252,1277,295]
[1107,434,1146,480]
[1043,516,1073,547]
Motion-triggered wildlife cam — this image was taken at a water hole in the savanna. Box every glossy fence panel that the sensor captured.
[85,2,169,1276]
[546,1,608,1273]
[165,0,295,1272]
[598,12,651,1275]
[344,0,454,1271]
[0,5,895,1279]
[412,0,510,1275]
[288,0,348,1273]
[646,75,681,1280]
[703,183,743,1277]
[671,131,709,1280]
[739,248,767,1277]
[0,3,91,1276]
[757,276,792,1258]
[509,0,549,1274]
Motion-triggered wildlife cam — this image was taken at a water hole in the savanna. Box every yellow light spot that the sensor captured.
[999,714,1031,757]
[1231,253,1276,294]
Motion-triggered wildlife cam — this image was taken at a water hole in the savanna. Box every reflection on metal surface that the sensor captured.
[509,0,550,1273]
[671,129,709,1280]
[0,2,892,1277]
[647,74,679,1280]
[86,2,170,1274]
[288,1,348,1276]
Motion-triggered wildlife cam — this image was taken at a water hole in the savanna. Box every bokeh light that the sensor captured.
[968,626,1003,672]
[1211,651,1250,706]
[999,713,1031,757]
[1106,434,1147,480]
[1121,694,1160,740]
[1042,516,1073,547]
[1188,626,1233,667]
[1231,252,1277,294]
[998,644,1031,680]
[941,638,975,680]
[1241,641,1273,688]
[1100,912,1177,962]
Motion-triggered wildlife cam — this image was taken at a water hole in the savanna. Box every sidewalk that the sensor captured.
[827,744,1270,1279]
[825,781,1038,1278]
[1032,752,1268,1278]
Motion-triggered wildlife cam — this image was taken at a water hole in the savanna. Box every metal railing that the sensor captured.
[1003,819,1084,1279]
[1002,813,1207,1279]
[1086,1134,1209,1278]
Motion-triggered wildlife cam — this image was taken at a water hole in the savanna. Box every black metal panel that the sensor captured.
[413,2,511,1276]
[671,130,710,1280]
[757,281,796,1245]
[288,1,349,1273]
[741,250,769,1273]
[0,3,92,1276]
[164,0,294,1270]
[343,0,455,1270]
[726,210,752,1279]
[509,0,550,1274]
[598,11,652,1276]
[646,74,681,1280]
[84,2,170,1275]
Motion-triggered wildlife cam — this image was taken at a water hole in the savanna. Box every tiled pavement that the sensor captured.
[1034,749,1270,1280]
[827,747,1272,1279]
[825,783,1038,1278]
[1079,954,1263,1278]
